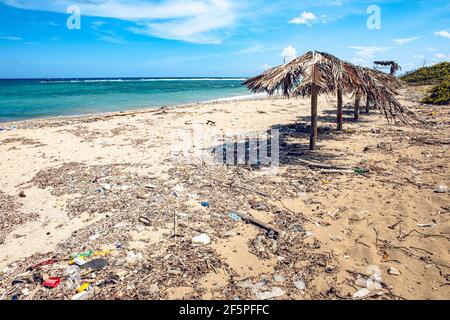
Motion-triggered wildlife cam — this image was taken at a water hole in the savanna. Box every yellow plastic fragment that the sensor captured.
[94,250,111,257]
[77,282,90,293]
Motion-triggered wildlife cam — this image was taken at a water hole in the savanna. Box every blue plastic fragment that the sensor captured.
[228,211,241,222]
[200,201,210,208]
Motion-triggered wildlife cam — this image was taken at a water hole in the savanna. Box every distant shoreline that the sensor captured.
[0,92,271,127]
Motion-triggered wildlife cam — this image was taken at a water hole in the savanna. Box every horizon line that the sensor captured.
[0,76,250,80]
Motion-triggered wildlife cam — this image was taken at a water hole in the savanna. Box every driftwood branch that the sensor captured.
[232,184,271,197]
[412,137,450,145]
[320,169,355,174]
[296,158,350,170]
[232,211,280,238]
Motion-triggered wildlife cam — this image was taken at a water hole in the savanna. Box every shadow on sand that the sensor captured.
[209,103,377,168]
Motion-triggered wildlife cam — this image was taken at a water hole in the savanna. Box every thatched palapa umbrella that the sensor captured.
[374,60,402,76]
[244,51,413,150]
[361,64,404,114]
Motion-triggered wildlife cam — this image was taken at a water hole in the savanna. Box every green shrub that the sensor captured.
[401,62,450,85]
[421,81,450,105]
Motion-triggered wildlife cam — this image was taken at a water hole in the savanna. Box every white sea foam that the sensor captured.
[40,78,247,84]
[205,92,268,103]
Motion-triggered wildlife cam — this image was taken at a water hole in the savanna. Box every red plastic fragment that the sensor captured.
[28,258,57,271]
[43,277,61,288]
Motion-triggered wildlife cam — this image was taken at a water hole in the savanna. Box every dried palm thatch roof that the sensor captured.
[244,51,415,124]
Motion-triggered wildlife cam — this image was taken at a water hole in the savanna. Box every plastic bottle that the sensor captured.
[66,266,81,290]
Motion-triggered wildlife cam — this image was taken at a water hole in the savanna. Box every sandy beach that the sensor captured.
[0,86,449,300]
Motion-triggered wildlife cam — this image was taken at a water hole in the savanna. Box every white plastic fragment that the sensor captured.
[273,274,286,283]
[434,185,447,193]
[73,257,87,266]
[352,288,370,299]
[89,233,100,241]
[355,277,368,288]
[388,266,401,276]
[192,234,211,246]
[71,287,98,300]
[71,291,88,300]
[304,231,314,237]
[126,251,143,265]
[417,223,437,228]
[293,280,306,290]
[255,287,285,300]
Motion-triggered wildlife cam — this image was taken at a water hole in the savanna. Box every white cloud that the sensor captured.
[0,0,236,44]
[402,63,417,72]
[351,57,367,66]
[90,21,124,44]
[281,46,297,63]
[394,37,419,45]
[289,11,317,26]
[348,46,391,58]
[91,21,107,28]
[41,20,59,27]
[434,30,450,39]
[98,35,124,44]
[320,14,329,24]
[413,54,425,59]
[238,45,277,55]
[435,53,446,60]
[403,62,415,68]
[0,35,22,41]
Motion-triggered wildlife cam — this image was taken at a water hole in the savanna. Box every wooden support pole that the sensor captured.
[310,85,318,150]
[365,94,370,113]
[337,89,343,131]
[310,55,318,151]
[173,209,178,237]
[354,95,360,121]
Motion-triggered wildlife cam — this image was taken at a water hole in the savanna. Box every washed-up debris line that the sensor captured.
[0,137,43,146]
[57,124,139,143]
[0,137,46,149]
[0,191,38,244]
[1,157,334,300]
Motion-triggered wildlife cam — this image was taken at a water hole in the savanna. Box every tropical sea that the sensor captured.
[0,78,251,122]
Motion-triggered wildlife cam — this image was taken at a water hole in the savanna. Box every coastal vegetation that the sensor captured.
[421,80,450,105]
[400,62,450,85]
[401,62,450,105]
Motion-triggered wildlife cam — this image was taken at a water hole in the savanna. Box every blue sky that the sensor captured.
[0,0,449,78]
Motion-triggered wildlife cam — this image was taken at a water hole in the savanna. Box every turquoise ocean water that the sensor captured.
[0,78,250,122]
